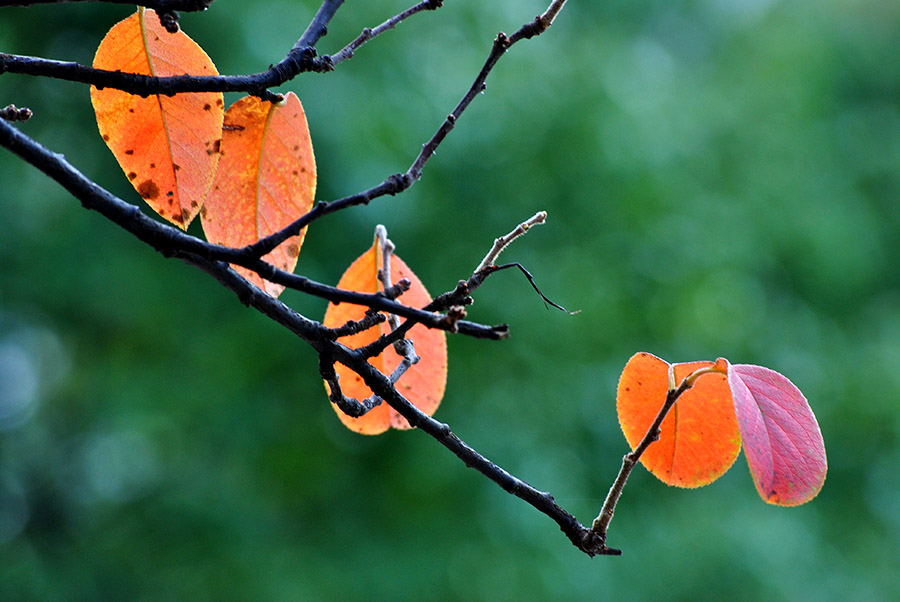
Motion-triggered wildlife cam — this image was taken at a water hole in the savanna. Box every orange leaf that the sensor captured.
[90,8,223,229]
[200,92,316,297]
[616,352,741,488]
[322,239,448,435]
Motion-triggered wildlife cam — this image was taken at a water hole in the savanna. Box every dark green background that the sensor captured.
[2,0,899,599]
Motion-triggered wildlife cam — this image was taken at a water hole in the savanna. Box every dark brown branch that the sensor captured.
[325,309,386,340]
[0,119,505,340]
[0,0,623,559]
[332,341,619,557]
[0,0,345,101]
[0,51,324,103]
[319,354,383,418]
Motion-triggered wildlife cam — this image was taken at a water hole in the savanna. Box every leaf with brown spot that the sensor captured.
[322,238,448,435]
[90,8,223,230]
[201,92,316,297]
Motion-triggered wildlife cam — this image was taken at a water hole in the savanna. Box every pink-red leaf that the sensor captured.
[726,363,827,506]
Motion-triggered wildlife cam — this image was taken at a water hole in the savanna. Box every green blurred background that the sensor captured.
[1,0,899,599]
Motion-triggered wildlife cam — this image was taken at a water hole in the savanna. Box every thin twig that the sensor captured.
[373,224,419,373]
[475,211,547,272]
[326,0,443,67]
[358,211,565,360]
[481,263,577,314]
[375,225,401,332]
[325,308,386,339]
[242,6,568,258]
[590,376,694,545]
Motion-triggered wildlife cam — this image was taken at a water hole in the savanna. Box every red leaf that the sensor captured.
[726,363,827,506]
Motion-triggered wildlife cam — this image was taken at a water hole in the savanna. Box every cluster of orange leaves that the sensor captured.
[90,12,826,505]
[90,9,446,433]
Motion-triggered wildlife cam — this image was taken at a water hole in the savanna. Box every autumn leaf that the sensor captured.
[91,8,223,229]
[726,362,827,506]
[200,92,316,297]
[617,352,741,488]
[322,238,447,435]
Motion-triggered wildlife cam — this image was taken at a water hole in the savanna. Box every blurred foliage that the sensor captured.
[1,0,899,599]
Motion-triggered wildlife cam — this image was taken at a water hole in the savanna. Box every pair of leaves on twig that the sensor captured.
[617,353,827,505]
[90,9,447,432]
[90,8,315,296]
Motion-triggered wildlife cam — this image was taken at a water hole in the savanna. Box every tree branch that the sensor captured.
[331,340,620,556]
[0,119,506,340]
[0,0,633,559]
[0,0,440,102]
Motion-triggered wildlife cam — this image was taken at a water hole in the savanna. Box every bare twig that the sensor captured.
[319,354,383,418]
[591,369,710,546]
[326,0,443,67]
[475,211,547,272]
[373,224,419,374]
[325,309,386,339]
[360,211,559,359]
[480,262,577,314]
[242,6,569,258]
[375,225,401,332]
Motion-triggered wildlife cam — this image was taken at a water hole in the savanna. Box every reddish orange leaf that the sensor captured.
[91,8,223,229]
[322,239,447,435]
[200,92,316,297]
[726,362,826,506]
[616,352,741,488]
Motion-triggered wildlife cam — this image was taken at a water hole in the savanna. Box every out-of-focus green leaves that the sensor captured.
[1,0,899,599]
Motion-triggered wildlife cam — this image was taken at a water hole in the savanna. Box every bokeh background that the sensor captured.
[1,0,899,599]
